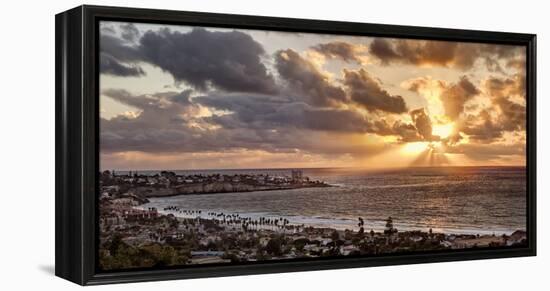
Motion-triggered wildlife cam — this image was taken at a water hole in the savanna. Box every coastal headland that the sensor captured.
[100,169,331,198]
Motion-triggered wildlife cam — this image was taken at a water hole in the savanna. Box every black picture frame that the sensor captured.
[55,4,537,286]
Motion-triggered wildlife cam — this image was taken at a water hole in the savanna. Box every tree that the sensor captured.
[109,234,124,256]
[331,230,340,241]
[357,217,365,235]
[384,216,397,235]
[265,237,283,256]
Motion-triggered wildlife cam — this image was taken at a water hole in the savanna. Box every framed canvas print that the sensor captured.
[55,5,536,285]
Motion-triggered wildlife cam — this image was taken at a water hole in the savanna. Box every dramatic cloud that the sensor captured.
[311,41,365,63]
[485,75,526,131]
[494,96,526,131]
[386,120,423,142]
[343,69,407,113]
[410,108,438,141]
[453,75,525,143]
[102,90,387,156]
[460,110,503,142]
[100,89,202,153]
[100,53,145,77]
[407,76,478,121]
[372,108,440,143]
[139,28,278,94]
[120,23,140,42]
[329,113,438,143]
[370,39,462,67]
[100,34,143,62]
[369,39,523,71]
[99,22,527,168]
[274,49,347,107]
[439,76,480,120]
[99,34,145,77]
[485,74,525,100]
[403,76,445,95]
[100,27,278,93]
[196,93,376,134]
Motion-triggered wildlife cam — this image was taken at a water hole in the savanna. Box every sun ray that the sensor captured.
[401,142,430,155]
[432,123,454,139]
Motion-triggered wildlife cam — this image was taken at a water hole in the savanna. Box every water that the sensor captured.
[140,166,527,235]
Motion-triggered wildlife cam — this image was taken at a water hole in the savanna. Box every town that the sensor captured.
[100,169,331,198]
[98,172,528,270]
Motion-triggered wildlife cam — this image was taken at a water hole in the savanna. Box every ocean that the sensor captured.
[138,166,527,235]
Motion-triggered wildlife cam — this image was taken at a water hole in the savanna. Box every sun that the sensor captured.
[432,123,454,139]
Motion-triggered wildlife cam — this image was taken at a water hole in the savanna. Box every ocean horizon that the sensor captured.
[106,165,526,176]
[132,166,526,236]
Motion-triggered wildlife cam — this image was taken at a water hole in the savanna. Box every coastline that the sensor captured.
[133,182,333,198]
[101,169,332,198]
[99,193,527,270]
[136,203,521,236]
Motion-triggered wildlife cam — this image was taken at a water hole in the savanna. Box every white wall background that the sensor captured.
[0,0,547,289]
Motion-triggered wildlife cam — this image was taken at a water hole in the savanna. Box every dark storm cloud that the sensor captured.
[387,121,423,142]
[494,96,526,131]
[439,76,480,120]
[197,93,436,146]
[102,89,186,112]
[485,74,525,100]
[370,39,461,67]
[120,23,140,42]
[101,89,244,153]
[100,26,278,93]
[101,89,383,155]
[369,38,400,63]
[343,69,407,113]
[485,74,526,131]
[370,108,440,143]
[99,34,145,77]
[454,75,525,143]
[138,28,278,94]
[100,24,116,34]
[170,89,194,106]
[369,39,523,71]
[100,53,145,77]
[100,34,144,62]
[460,110,503,143]
[274,49,346,107]
[195,93,374,133]
[275,104,376,133]
[358,114,439,143]
[311,41,364,63]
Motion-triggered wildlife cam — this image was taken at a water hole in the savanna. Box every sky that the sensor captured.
[99,21,527,171]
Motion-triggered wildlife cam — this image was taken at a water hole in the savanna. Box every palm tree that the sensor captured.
[358,217,365,233]
[384,216,396,235]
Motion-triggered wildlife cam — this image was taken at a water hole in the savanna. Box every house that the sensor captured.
[340,245,359,256]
